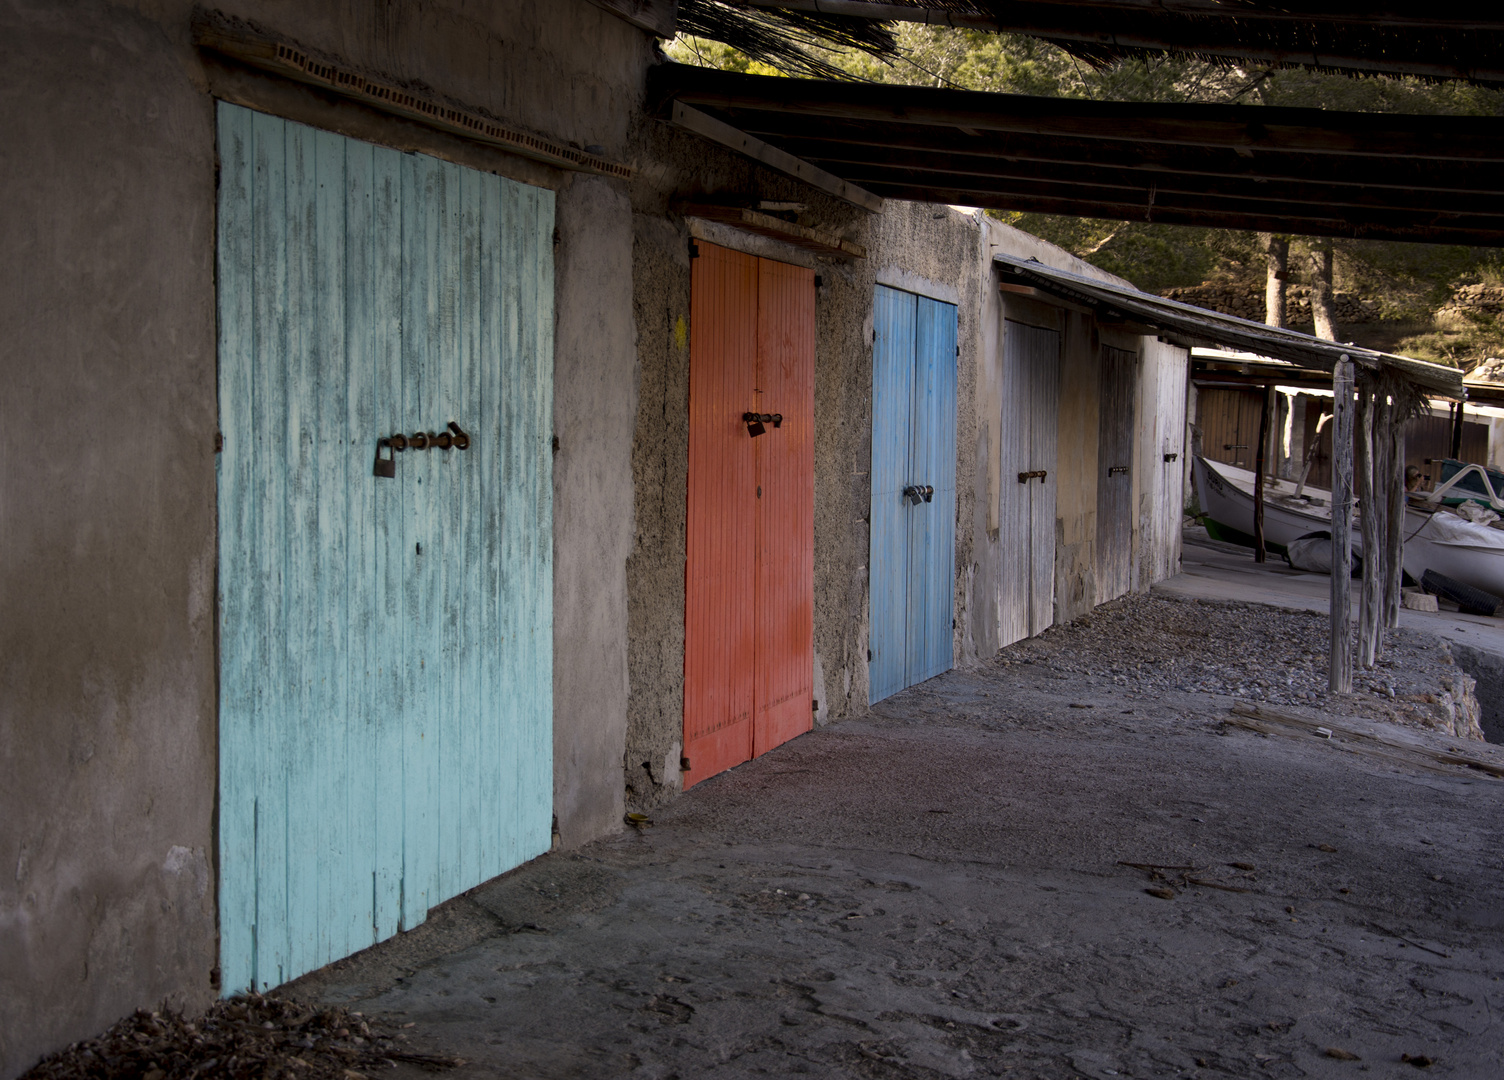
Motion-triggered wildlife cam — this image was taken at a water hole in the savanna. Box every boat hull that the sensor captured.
[1196,456,1504,600]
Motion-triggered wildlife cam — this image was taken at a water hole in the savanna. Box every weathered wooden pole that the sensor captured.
[1253,384,1272,563]
[1330,355,1355,694]
[1452,398,1465,458]
[1385,391,1407,628]
[1356,382,1380,668]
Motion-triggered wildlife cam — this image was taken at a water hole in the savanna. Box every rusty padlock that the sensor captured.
[374,439,396,478]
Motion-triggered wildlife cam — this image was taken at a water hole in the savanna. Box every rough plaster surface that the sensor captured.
[0,2,220,1074]
[1,1,649,1074]
[621,157,985,811]
[553,175,638,849]
[295,608,1504,1079]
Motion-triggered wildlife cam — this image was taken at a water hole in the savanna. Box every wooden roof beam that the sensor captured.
[733,117,1504,195]
[845,173,1504,232]
[784,146,1504,216]
[744,1,1504,32]
[667,101,883,212]
[864,183,1504,246]
[652,67,1504,161]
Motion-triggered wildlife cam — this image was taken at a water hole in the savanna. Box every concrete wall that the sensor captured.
[0,0,646,1073]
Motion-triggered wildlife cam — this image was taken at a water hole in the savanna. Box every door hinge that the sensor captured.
[956,345,960,357]
[953,619,957,630]
[812,699,819,711]
[867,648,873,661]
[214,432,223,453]
[680,756,691,771]
[689,242,699,258]
[552,435,560,455]
[814,275,823,288]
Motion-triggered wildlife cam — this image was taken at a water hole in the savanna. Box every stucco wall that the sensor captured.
[0,4,221,1074]
[0,0,646,1074]
[621,109,985,809]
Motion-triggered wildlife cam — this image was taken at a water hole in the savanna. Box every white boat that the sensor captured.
[1194,455,1504,601]
[1192,456,1348,551]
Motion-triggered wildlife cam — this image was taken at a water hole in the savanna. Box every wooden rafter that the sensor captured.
[650,65,1504,246]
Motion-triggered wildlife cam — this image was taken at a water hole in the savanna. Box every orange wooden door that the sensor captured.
[753,257,815,756]
[684,243,814,788]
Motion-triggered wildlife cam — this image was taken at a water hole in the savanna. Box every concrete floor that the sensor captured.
[1163,528,1504,658]
[295,535,1504,1079]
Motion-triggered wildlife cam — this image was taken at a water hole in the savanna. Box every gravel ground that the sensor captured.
[25,596,1504,1080]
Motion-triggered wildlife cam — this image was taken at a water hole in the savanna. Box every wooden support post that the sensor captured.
[1452,398,1465,458]
[1356,384,1380,669]
[1385,401,1406,628]
[1253,384,1272,563]
[1330,355,1355,695]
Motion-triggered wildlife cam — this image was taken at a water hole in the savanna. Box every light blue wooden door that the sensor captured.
[869,286,957,704]
[216,103,553,994]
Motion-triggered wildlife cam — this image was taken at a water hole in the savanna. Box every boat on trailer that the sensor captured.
[1193,455,1504,602]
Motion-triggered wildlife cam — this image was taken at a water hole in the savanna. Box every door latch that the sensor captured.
[902,484,935,505]
[743,412,783,437]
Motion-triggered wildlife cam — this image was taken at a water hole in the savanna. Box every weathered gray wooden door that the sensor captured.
[216,103,554,994]
[1096,345,1138,603]
[998,319,1060,647]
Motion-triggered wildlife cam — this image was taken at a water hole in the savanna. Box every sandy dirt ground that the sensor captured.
[292,595,1504,1080]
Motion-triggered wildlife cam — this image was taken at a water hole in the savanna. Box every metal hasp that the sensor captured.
[1164,452,1179,462]
[742,411,783,437]
[1018,469,1048,483]
[1108,465,1130,476]
[373,423,470,477]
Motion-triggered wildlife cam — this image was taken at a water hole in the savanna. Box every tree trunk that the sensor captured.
[1262,233,1288,328]
[1308,238,1338,341]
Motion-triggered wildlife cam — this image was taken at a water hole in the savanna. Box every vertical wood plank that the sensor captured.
[752,256,814,756]
[215,100,257,997]
[341,136,379,956]
[869,285,914,704]
[911,296,957,686]
[683,242,758,786]
[400,149,439,929]
[369,144,406,941]
[1029,325,1061,637]
[310,126,351,968]
[249,107,291,991]
[1330,356,1355,694]
[1095,346,1137,603]
[1357,383,1381,669]
[1384,407,1406,629]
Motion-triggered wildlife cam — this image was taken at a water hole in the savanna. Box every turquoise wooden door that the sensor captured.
[216,103,554,994]
[869,285,957,703]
